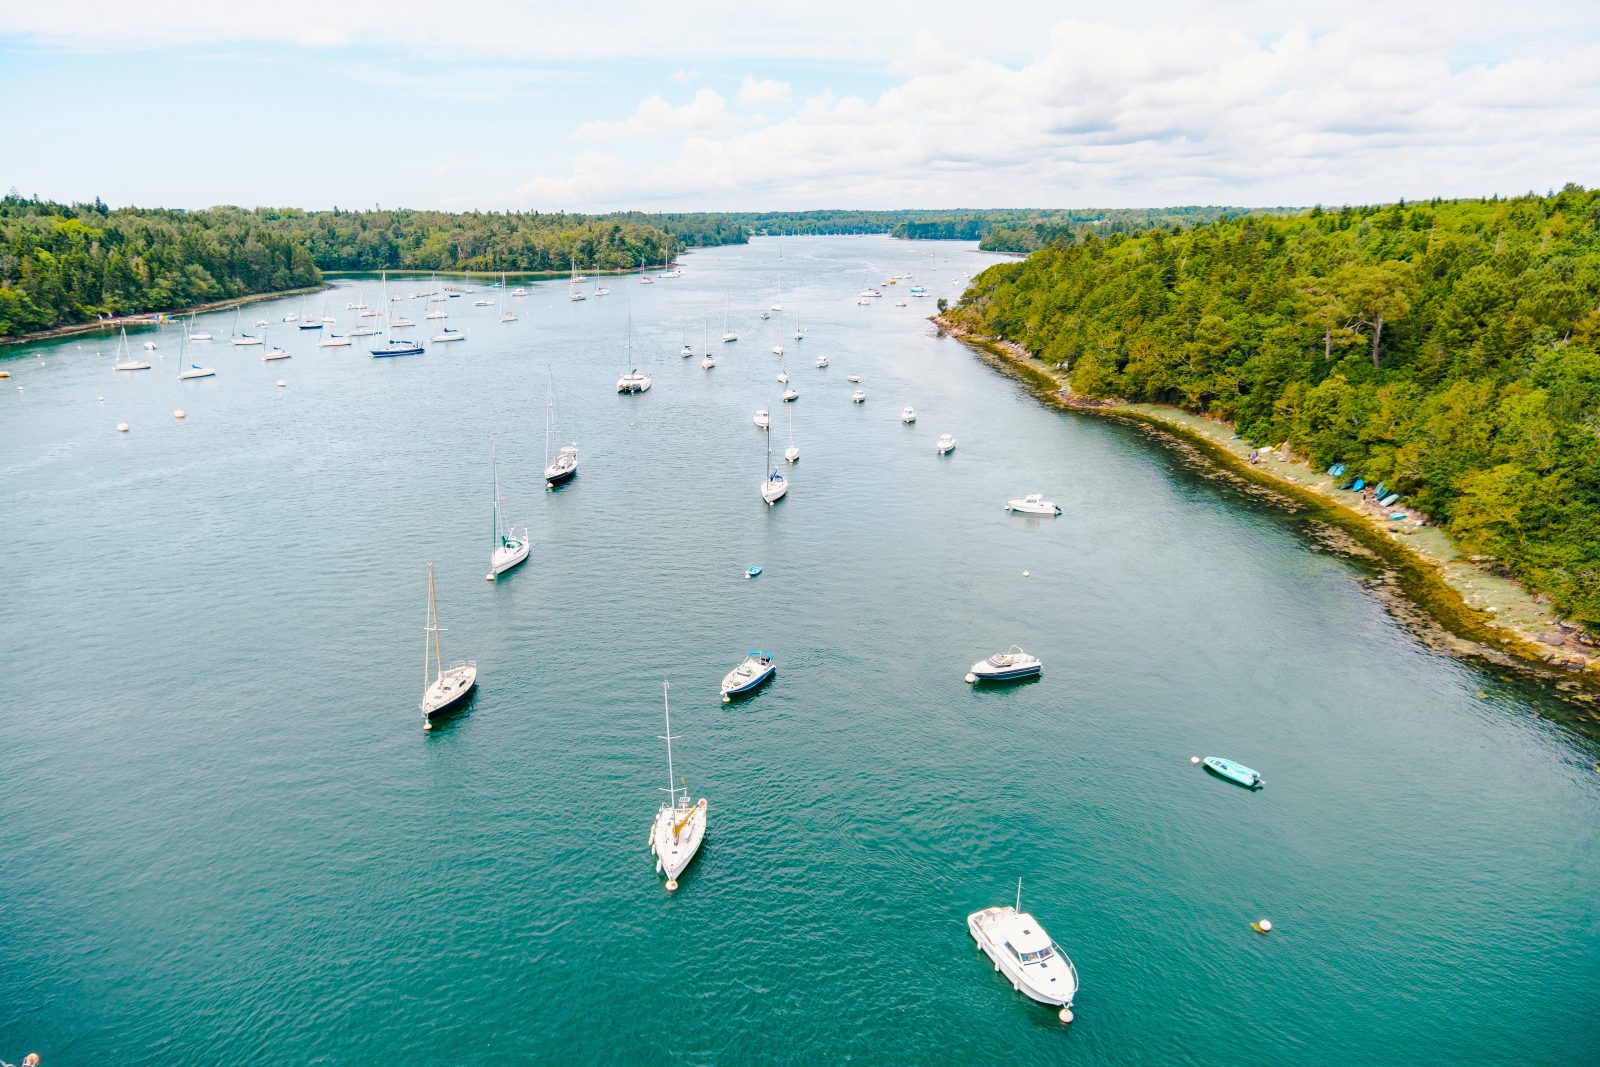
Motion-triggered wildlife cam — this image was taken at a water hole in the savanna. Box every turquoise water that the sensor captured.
[2,237,1598,1065]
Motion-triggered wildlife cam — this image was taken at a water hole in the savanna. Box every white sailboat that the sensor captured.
[542,368,579,487]
[112,326,150,371]
[794,315,804,341]
[177,328,216,380]
[784,401,799,464]
[420,563,477,730]
[616,314,651,393]
[187,312,213,342]
[569,257,587,302]
[229,305,262,346]
[318,330,352,348]
[498,273,517,322]
[650,679,707,892]
[761,411,788,505]
[386,273,416,328]
[486,444,530,580]
[721,297,737,343]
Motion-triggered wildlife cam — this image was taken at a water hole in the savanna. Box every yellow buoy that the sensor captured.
[665,878,678,892]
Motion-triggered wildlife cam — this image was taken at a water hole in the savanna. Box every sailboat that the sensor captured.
[261,325,292,361]
[761,411,788,506]
[569,257,587,302]
[177,329,216,380]
[794,314,804,342]
[420,563,477,730]
[318,329,352,348]
[187,312,213,342]
[486,444,529,580]
[229,305,262,346]
[701,319,716,370]
[386,273,416,328]
[113,326,150,371]
[498,273,517,323]
[616,314,652,393]
[543,368,579,487]
[650,680,707,892]
[784,402,799,464]
[721,297,737,343]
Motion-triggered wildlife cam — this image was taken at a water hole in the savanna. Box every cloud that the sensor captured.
[574,89,731,140]
[671,68,700,84]
[736,76,791,106]
[494,17,1600,209]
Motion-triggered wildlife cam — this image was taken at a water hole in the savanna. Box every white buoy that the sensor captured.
[423,720,433,731]
[722,695,731,704]
[174,409,186,419]
[276,379,286,387]
[1058,1007,1074,1024]
[1023,570,1031,577]
[1190,756,1200,764]
[665,878,678,892]
[116,422,129,433]
[1253,918,1272,933]
[965,672,978,684]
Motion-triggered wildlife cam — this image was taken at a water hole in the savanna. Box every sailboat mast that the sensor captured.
[429,565,443,678]
[545,367,555,469]
[423,564,436,690]
[661,680,677,804]
[1016,877,1023,913]
[491,443,502,544]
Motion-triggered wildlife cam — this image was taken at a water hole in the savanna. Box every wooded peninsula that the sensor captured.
[947,186,1600,629]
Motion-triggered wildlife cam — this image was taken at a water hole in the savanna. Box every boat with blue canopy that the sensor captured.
[1202,756,1262,789]
[745,565,763,579]
[721,651,775,701]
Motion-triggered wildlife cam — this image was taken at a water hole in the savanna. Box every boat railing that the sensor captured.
[1054,942,1079,992]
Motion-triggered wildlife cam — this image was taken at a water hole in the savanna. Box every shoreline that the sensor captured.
[0,283,332,349]
[933,316,1600,716]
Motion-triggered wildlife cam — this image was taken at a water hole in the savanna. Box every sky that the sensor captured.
[2,0,1598,212]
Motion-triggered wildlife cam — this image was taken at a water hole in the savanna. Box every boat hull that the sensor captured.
[651,799,707,883]
[544,464,578,486]
[1203,757,1263,789]
[490,540,529,577]
[970,664,1042,682]
[721,662,775,699]
[422,664,478,726]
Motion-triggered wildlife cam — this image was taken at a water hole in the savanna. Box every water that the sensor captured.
[2,237,1598,1065]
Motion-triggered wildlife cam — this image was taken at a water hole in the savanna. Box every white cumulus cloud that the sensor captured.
[736,76,791,106]
[574,89,731,140]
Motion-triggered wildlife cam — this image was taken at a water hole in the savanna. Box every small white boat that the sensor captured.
[542,368,579,486]
[231,334,263,347]
[852,389,866,403]
[760,429,787,506]
[777,371,788,384]
[112,327,150,371]
[846,375,861,383]
[937,434,956,455]
[318,332,352,348]
[617,370,652,393]
[178,362,215,380]
[474,298,494,307]
[650,680,706,892]
[348,325,377,337]
[425,309,448,320]
[1005,494,1062,516]
[702,353,716,370]
[594,285,610,298]
[721,297,736,342]
[187,313,212,341]
[255,318,271,328]
[420,563,477,730]
[901,406,917,423]
[966,646,1042,683]
[753,409,770,430]
[772,344,784,357]
[486,445,529,580]
[680,343,694,358]
[262,345,292,361]
[968,881,1079,1023]
[431,327,466,343]
[782,389,799,403]
[283,313,298,322]
[814,355,828,368]
[497,274,517,322]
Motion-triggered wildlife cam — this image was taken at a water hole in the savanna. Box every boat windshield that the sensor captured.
[1020,946,1055,964]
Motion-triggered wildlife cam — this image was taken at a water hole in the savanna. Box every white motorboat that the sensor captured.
[846,375,861,383]
[901,406,917,423]
[852,388,866,403]
[112,327,150,371]
[543,368,579,486]
[782,388,799,402]
[937,434,956,455]
[420,563,477,730]
[815,355,828,368]
[1005,494,1062,516]
[772,344,784,357]
[968,881,1079,1023]
[966,646,1042,683]
[650,680,707,892]
[753,409,770,430]
[487,445,529,580]
[721,651,776,700]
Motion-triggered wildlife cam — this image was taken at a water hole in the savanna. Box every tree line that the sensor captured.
[948,186,1600,627]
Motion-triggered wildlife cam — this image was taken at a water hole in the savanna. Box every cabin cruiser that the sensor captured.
[937,434,956,455]
[617,369,652,393]
[753,409,770,430]
[901,406,917,424]
[815,355,828,368]
[968,893,1079,1022]
[1005,494,1061,516]
[852,389,866,403]
[967,646,1042,683]
[721,651,776,701]
[1203,756,1263,789]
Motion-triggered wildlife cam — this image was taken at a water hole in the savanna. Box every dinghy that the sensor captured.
[1202,756,1262,789]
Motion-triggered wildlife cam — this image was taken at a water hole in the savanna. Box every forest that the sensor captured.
[948,186,1600,627]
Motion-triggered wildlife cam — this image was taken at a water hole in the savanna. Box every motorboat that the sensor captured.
[968,883,1079,1023]
[846,375,861,383]
[721,651,776,701]
[487,445,529,580]
[432,327,466,343]
[753,409,770,430]
[772,344,784,357]
[1202,756,1263,789]
[937,434,956,455]
[901,406,917,423]
[852,389,866,403]
[617,369,652,393]
[782,389,799,402]
[815,355,828,368]
[420,564,477,730]
[966,646,1042,683]
[372,339,425,357]
[650,680,707,892]
[1005,494,1061,516]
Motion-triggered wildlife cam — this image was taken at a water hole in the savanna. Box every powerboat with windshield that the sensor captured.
[966,646,1042,683]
